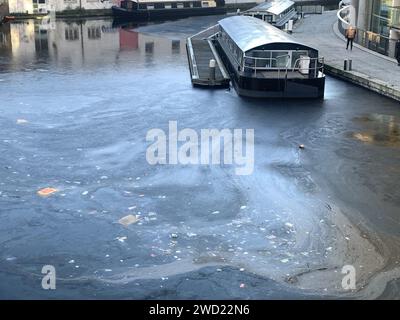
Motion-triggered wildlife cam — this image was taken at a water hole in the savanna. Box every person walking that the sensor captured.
[395,39,400,66]
[345,26,357,50]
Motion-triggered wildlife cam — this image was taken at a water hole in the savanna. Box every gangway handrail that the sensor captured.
[186,37,199,80]
[189,24,219,41]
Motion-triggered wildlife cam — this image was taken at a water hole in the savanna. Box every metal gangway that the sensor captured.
[186,25,230,88]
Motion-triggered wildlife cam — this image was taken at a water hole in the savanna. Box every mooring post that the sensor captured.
[344,59,348,71]
[209,59,216,81]
[348,59,352,71]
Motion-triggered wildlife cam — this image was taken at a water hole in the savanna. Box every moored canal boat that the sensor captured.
[112,0,226,21]
[214,15,325,98]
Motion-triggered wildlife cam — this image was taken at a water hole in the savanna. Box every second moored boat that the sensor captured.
[112,0,226,21]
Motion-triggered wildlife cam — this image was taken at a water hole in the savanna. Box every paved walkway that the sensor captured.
[291,10,400,101]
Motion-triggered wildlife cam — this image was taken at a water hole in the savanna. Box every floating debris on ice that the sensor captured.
[118,214,140,226]
[280,258,289,263]
[68,260,75,264]
[186,232,197,237]
[82,191,89,196]
[116,236,127,242]
[16,119,29,124]
[240,206,247,210]
[37,187,58,197]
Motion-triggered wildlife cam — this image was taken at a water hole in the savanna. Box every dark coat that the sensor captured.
[396,40,400,60]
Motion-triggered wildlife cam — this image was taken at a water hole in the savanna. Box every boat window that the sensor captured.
[165,4,171,8]
[271,51,289,68]
[147,4,154,9]
[202,1,209,7]
[154,3,164,9]
[291,51,309,68]
[139,4,147,9]
[177,2,184,8]
[193,1,202,7]
[184,2,190,7]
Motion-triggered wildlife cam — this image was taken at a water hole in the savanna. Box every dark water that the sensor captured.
[0,17,400,299]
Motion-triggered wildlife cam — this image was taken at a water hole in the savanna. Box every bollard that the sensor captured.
[288,20,293,34]
[348,59,352,71]
[344,59,348,71]
[209,59,216,81]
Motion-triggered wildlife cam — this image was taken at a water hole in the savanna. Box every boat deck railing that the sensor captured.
[242,55,324,78]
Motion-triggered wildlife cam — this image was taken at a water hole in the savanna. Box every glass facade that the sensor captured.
[348,0,400,57]
[370,0,400,37]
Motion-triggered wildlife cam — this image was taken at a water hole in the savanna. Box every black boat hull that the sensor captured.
[112,6,227,21]
[215,40,325,99]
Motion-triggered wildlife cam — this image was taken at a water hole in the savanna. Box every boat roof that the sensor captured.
[218,15,316,53]
[245,0,295,16]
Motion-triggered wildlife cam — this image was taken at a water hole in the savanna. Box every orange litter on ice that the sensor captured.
[37,187,58,197]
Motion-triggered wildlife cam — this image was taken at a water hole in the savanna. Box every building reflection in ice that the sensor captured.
[0,18,186,71]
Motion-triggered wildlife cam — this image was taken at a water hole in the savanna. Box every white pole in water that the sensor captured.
[209,59,216,81]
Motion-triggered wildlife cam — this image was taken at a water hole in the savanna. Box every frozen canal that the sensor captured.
[0,16,400,299]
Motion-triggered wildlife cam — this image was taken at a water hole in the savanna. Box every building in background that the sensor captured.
[339,0,400,58]
[7,0,114,14]
[0,0,9,17]
[352,0,400,40]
